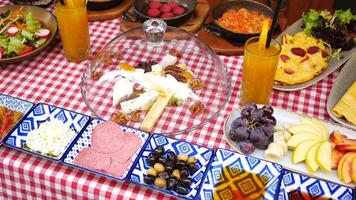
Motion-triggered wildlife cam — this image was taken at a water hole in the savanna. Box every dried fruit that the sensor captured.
[291,47,306,57]
[189,79,204,90]
[169,49,182,57]
[307,46,319,54]
[189,102,204,115]
[165,70,187,83]
[130,111,141,122]
[280,55,290,62]
[119,63,136,71]
[112,52,121,60]
[111,112,129,125]
[284,68,295,75]
[165,65,184,73]
[92,71,103,81]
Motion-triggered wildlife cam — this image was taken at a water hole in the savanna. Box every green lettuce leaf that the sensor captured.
[334,9,356,24]
[25,12,41,32]
[21,29,36,41]
[0,37,9,49]
[8,37,27,54]
[303,9,330,35]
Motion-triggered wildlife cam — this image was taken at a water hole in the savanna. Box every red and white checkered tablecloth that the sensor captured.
[0,1,340,199]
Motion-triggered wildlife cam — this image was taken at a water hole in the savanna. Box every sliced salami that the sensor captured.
[91,121,126,153]
[110,134,142,163]
[74,147,111,173]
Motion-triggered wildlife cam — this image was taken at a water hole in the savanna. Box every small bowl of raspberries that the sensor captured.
[133,0,197,26]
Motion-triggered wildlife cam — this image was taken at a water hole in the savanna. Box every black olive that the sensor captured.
[187,163,197,174]
[175,185,189,195]
[175,160,186,169]
[166,150,177,162]
[147,157,156,166]
[167,177,177,190]
[157,171,170,179]
[148,152,159,159]
[178,177,192,187]
[180,167,190,178]
[154,146,165,155]
[165,165,173,173]
[143,175,155,184]
[158,156,167,164]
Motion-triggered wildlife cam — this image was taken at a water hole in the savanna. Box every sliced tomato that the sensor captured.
[19,47,33,56]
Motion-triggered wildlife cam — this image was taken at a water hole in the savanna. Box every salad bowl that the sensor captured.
[0,5,57,65]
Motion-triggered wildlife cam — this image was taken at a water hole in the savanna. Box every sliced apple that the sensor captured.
[301,117,323,132]
[331,148,346,169]
[287,133,321,150]
[287,124,322,139]
[292,140,321,164]
[316,141,332,172]
[351,156,356,183]
[339,153,356,184]
[306,142,322,173]
[300,117,329,140]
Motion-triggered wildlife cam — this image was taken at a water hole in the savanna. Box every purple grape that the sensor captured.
[254,139,269,150]
[250,109,263,121]
[238,141,256,154]
[268,116,277,126]
[235,126,249,141]
[262,124,275,137]
[232,118,247,129]
[262,105,274,116]
[241,109,250,118]
[244,102,258,112]
[249,129,264,143]
[229,129,237,141]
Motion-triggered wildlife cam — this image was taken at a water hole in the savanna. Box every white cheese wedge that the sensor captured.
[159,54,177,68]
[120,91,159,114]
[112,79,134,107]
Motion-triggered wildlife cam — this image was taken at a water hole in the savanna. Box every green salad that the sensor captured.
[0,8,51,59]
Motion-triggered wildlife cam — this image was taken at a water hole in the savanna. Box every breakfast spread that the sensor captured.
[24,118,76,157]
[216,8,271,33]
[98,53,204,132]
[274,32,329,85]
[332,81,356,125]
[74,121,142,177]
[0,8,51,59]
[143,145,197,195]
[0,106,23,139]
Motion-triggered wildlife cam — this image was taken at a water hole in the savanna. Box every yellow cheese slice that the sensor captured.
[140,92,173,132]
[332,81,356,125]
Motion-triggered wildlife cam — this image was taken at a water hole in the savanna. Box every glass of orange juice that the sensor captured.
[54,0,90,63]
[241,36,281,105]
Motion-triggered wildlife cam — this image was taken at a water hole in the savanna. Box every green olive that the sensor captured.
[154,177,167,188]
[154,163,165,173]
[147,167,157,177]
[187,156,197,164]
[172,169,180,179]
[177,154,188,162]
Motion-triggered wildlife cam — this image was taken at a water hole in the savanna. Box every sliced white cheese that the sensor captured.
[112,79,134,107]
[151,64,163,72]
[120,91,159,114]
[159,54,177,68]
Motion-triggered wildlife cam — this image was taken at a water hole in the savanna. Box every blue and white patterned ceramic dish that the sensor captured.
[130,134,214,200]
[0,93,34,144]
[62,118,150,181]
[4,103,90,161]
[278,170,354,200]
[198,149,284,200]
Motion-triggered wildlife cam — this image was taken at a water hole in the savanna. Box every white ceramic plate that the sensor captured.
[223,107,356,187]
[273,19,355,91]
[327,55,356,130]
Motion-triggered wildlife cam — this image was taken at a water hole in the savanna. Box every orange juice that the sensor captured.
[241,37,281,105]
[55,1,90,62]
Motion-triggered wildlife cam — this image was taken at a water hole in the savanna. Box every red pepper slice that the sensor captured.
[19,47,33,56]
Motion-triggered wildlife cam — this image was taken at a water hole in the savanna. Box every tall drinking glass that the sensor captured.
[54,0,90,62]
[241,36,281,105]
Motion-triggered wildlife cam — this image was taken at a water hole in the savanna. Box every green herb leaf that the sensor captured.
[334,9,355,24]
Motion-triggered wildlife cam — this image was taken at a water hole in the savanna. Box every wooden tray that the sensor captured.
[120,0,209,33]
[197,13,288,55]
[88,0,132,22]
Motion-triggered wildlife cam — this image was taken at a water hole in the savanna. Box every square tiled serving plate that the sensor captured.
[129,134,214,200]
[278,170,354,200]
[62,118,150,181]
[4,103,90,161]
[198,149,284,200]
[0,93,34,145]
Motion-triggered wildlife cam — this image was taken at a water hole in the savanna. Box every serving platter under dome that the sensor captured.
[81,19,231,134]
